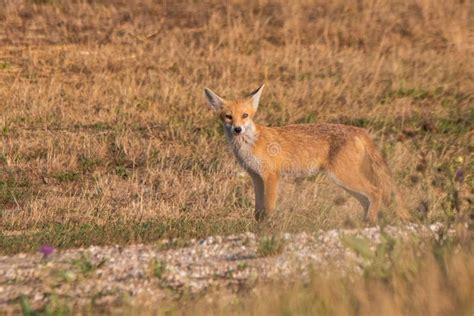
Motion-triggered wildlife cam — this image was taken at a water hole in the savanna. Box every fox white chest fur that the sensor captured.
[224,124,262,175]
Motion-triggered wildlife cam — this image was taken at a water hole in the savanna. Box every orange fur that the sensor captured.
[204,85,410,224]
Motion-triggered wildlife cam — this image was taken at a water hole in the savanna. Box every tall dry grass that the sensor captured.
[185,239,474,316]
[0,0,472,253]
[213,249,473,315]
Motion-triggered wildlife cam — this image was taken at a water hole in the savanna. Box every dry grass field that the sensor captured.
[0,0,472,253]
[0,0,473,314]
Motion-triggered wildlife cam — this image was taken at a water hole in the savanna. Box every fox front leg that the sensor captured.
[260,173,280,221]
[250,172,265,221]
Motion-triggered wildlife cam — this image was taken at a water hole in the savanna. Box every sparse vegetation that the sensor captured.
[72,254,98,275]
[0,171,31,209]
[20,295,71,316]
[258,235,284,257]
[53,170,80,183]
[150,259,166,279]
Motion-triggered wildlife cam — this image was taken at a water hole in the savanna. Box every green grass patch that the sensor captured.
[78,154,102,173]
[20,295,72,316]
[436,114,472,135]
[340,228,456,285]
[150,259,166,279]
[72,254,106,276]
[295,112,317,124]
[76,122,113,131]
[393,87,430,100]
[53,170,80,182]
[114,165,130,178]
[258,235,284,257]
[0,171,31,208]
[333,117,386,130]
[0,218,255,255]
[0,61,11,70]
[381,86,432,103]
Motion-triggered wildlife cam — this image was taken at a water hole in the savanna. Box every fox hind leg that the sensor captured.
[328,170,382,225]
[342,188,370,214]
[365,192,382,224]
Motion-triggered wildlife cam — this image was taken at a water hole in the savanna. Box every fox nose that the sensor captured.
[234,127,242,134]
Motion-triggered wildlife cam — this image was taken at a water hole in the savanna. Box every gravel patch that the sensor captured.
[0,223,451,311]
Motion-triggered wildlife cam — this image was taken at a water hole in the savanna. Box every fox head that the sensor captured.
[204,84,264,137]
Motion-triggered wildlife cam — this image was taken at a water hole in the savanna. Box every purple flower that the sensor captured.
[455,167,464,183]
[39,245,55,257]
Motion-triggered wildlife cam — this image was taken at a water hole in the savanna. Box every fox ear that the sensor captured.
[204,88,225,111]
[248,84,264,110]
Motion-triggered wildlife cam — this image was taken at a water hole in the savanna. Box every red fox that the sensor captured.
[204,84,411,224]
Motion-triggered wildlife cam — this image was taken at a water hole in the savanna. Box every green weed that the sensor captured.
[150,259,166,279]
[258,235,284,257]
[0,61,10,70]
[78,154,101,173]
[72,254,106,276]
[53,171,79,183]
[0,171,31,208]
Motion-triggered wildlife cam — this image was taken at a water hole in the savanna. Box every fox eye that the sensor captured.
[242,113,249,119]
[225,114,232,120]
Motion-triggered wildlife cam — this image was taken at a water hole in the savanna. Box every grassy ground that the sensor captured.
[0,0,473,255]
